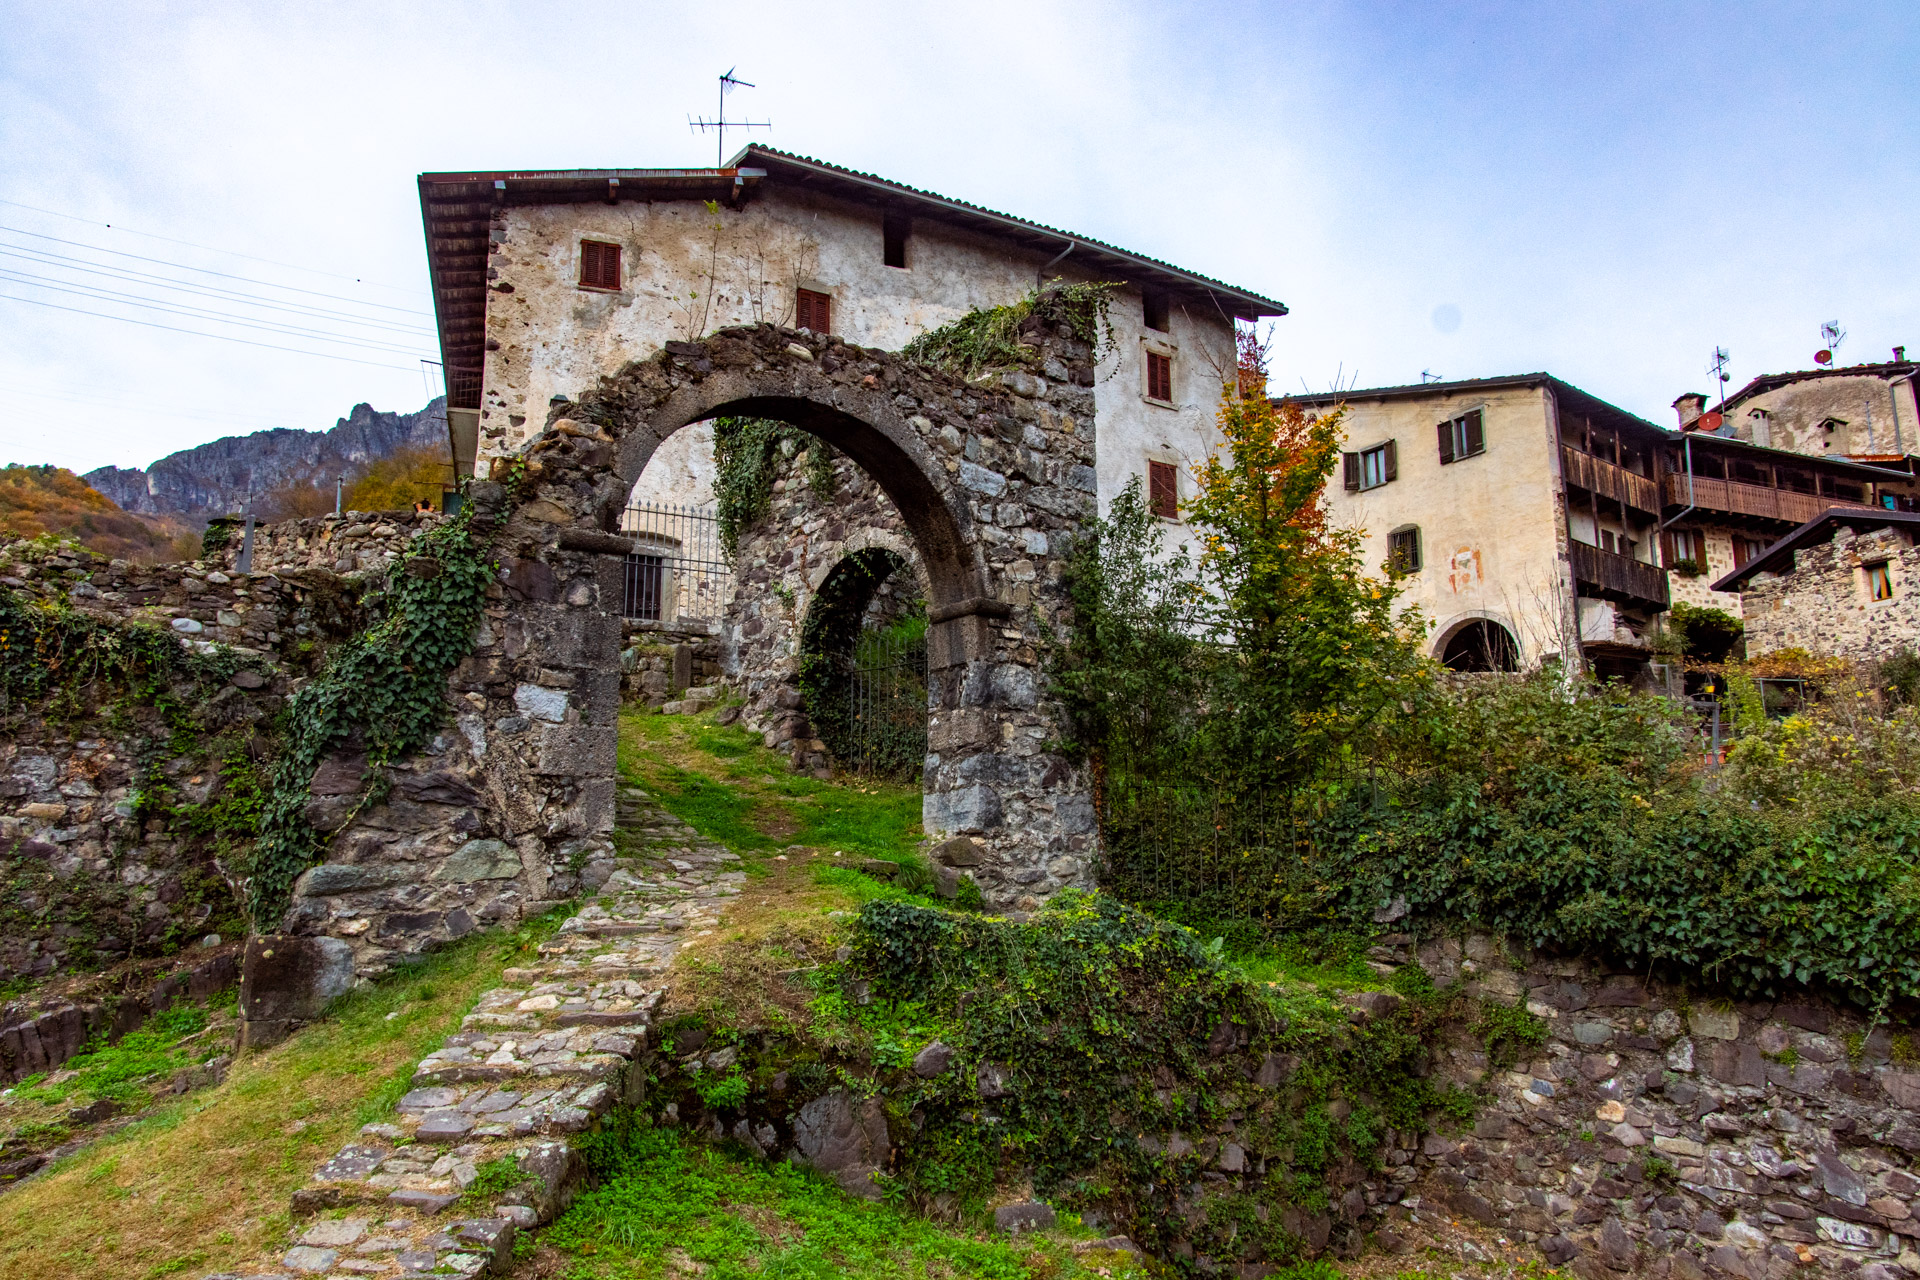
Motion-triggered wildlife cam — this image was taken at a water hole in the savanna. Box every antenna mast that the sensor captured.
[1709,346,1732,409]
[689,68,771,166]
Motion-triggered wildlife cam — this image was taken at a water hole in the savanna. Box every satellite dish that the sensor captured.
[1698,411,1724,432]
[1815,350,1833,365]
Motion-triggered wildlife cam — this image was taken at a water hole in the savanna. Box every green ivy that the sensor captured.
[901,280,1118,381]
[712,417,834,558]
[246,508,493,922]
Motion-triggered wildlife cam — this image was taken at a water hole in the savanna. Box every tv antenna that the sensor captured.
[1815,320,1845,366]
[1420,369,1442,384]
[689,68,771,167]
[1708,346,1731,406]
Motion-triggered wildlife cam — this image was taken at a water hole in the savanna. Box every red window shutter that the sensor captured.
[1342,452,1360,491]
[1437,419,1456,464]
[1147,353,1172,401]
[1148,460,1178,518]
[1383,439,1398,482]
[797,288,831,333]
[580,240,620,289]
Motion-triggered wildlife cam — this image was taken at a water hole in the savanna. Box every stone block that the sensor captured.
[294,863,400,896]
[534,725,617,777]
[435,839,523,882]
[994,1200,1057,1234]
[1689,1007,1740,1041]
[791,1092,890,1200]
[241,935,354,1027]
[924,783,1002,835]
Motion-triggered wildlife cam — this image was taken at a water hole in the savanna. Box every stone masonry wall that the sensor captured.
[1739,524,1920,662]
[1377,933,1920,1280]
[215,509,445,578]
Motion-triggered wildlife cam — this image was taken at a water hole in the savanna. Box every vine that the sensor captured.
[712,417,834,558]
[901,280,1119,381]
[245,507,493,922]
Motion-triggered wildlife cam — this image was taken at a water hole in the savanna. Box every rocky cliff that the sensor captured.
[84,398,448,517]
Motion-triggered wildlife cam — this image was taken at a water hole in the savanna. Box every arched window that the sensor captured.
[1441,619,1518,672]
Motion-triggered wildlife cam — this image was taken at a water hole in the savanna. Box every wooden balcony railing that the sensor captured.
[1661,474,1874,526]
[1561,446,1660,514]
[1570,539,1669,608]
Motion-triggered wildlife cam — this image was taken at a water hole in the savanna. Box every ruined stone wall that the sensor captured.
[1739,524,1920,661]
[215,509,445,578]
[1383,934,1920,1280]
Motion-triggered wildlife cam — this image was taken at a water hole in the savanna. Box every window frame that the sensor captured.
[579,239,622,292]
[1437,408,1486,464]
[1387,525,1422,573]
[1866,560,1894,602]
[1143,289,1170,333]
[1342,440,1398,492]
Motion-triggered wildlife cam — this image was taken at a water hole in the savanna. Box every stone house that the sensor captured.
[1288,376,1917,677]
[1710,509,1920,663]
[420,146,1284,531]
[1686,349,1920,462]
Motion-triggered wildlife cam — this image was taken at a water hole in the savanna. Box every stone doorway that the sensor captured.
[797,547,929,779]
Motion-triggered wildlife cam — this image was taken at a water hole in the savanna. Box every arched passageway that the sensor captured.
[797,547,929,778]
[1439,618,1520,672]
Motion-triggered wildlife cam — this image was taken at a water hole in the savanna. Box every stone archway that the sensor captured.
[796,546,928,779]
[468,323,1101,910]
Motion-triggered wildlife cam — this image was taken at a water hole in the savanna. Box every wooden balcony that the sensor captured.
[1561,446,1660,514]
[1662,473,1874,526]
[1570,539,1669,609]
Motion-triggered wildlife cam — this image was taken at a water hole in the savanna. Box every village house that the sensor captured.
[419,146,1285,530]
[1691,349,1920,462]
[1709,508,1920,663]
[1288,375,1918,677]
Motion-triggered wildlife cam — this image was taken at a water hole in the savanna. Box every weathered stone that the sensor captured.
[912,1041,954,1078]
[791,1092,890,1200]
[417,1111,478,1144]
[281,1246,338,1273]
[300,1218,368,1247]
[1689,1006,1740,1040]
[241,935,355,1035]
[434,839,523,882]
[994,1200,1057,1234]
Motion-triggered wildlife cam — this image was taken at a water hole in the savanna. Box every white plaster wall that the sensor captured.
[1319,385,1572,665]
[476,185,1234,516]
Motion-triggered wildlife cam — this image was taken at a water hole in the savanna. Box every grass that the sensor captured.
[527,1128,1150,1279]
[0,910,564,1280]
[619,708,925,867]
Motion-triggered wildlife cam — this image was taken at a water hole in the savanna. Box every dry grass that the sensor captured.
[0,915,559,1280]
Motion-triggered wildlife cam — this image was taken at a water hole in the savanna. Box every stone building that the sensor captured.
[1289,376,1917,676]
[1711,510,1920,663]
[1688,350,1920,462]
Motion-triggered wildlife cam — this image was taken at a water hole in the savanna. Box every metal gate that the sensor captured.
[836,623,929,777]
[619,503,732,623]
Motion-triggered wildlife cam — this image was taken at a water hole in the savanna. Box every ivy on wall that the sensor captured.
[901,280,1119,381]
[712,417,835,558]
[246,509,493,922]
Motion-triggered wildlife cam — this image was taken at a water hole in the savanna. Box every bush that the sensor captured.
[1666,602,1743,662]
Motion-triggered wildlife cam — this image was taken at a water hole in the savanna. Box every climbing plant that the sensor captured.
[901,280,1119,381]
[245,507,493,922]
[712,417,836,558]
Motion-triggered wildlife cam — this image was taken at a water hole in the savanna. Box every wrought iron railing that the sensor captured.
[619,503,734,624]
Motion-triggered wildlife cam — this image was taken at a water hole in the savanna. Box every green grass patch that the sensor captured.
[543,1127,1142,1279]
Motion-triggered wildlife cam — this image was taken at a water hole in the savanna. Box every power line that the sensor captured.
[0,268,436,356]
[0,196,427,297]
[0,291,427,371]
[0,224,433,316]
[0,244,435,334]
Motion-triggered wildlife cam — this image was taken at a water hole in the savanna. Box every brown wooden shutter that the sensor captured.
[1437,419,1456,464]
[1147,352,1172,401]
[1464,409,1485,456]
[1148,460,1178,518]
[580,240,620,289]
[797,288,831,333]
[1342,452,1360,490]
[1659,530,1676,566]
[1383,440,1398,482]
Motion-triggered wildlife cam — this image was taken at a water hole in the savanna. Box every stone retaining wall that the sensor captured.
[213,510,445,579]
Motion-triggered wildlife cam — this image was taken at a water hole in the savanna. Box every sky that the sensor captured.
[2,0,1916,476]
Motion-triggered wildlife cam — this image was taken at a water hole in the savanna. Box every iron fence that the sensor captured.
[619,503,733,624]
[1095,773,1321,920]
[827,624,929,778]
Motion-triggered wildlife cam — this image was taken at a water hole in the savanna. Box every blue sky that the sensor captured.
[2,0,1915,474]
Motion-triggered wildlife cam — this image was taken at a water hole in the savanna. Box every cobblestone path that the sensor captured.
[210,784,742,1278]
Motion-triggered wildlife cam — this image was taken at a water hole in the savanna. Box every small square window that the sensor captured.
[1145,352,1173,402]
[580,240,621,290]
[1147,460,1179,519]
[1143,289,1170,333]
[1342,441,1397,491]
[796,288,832,333]
[1867,561,1893,601]
[1388,526,1421,573]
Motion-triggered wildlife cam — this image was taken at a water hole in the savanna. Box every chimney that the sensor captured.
[1897,346,1908,363]
[1673,392,1707,430]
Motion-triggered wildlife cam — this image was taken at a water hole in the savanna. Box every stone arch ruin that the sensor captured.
[275,323,1105,981]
